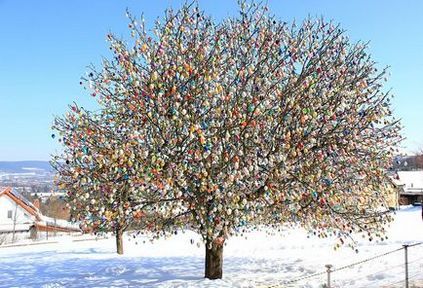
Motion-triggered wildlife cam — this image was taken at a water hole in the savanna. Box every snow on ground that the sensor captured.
[1,206,423,288]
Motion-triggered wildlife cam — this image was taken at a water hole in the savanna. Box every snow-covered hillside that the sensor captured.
[0,206,422,288]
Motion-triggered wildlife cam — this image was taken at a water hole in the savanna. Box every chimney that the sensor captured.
[33,199,40,210]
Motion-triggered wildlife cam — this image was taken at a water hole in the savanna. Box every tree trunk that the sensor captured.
[205,238,224,279]
[116,227,124,255]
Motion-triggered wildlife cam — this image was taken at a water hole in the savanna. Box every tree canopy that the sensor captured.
[52,1,401,279]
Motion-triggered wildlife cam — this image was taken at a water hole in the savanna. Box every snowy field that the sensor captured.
[1,206,422,288]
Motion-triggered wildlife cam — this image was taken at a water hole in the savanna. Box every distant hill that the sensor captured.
[0,161,53,173]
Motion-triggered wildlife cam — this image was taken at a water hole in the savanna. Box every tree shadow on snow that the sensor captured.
[0,249,315,287]
[1,255,205,287]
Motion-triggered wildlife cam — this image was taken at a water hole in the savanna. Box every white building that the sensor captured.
[395,171,423,205]
[0,187,40,240]
[0,187,80,244]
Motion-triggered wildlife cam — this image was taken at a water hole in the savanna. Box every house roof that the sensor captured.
[397,171,423,188]
[0,187,40,220]
[389,175,404,187]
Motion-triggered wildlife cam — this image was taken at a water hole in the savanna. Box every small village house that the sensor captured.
[394,171,423,205]
[0,187,80,244]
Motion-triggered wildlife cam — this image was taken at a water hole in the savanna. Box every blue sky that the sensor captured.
[0,0,422,161]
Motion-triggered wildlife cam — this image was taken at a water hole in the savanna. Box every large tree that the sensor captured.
[54,1,401,279]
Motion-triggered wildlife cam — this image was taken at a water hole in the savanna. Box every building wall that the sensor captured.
[385,184,399,209]
[0,195,35,231]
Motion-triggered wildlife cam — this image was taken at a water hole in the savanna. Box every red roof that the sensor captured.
[0,187,40,221]
[34,223,81,233]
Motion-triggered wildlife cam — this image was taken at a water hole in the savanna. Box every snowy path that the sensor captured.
[0,206,422,288]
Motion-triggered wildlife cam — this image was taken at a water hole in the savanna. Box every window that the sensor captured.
[7,210,13,219]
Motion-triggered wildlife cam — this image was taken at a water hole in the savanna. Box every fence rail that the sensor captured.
[263,242,423,288]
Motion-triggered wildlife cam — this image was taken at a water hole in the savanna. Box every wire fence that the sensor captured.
[262,242,423,288]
